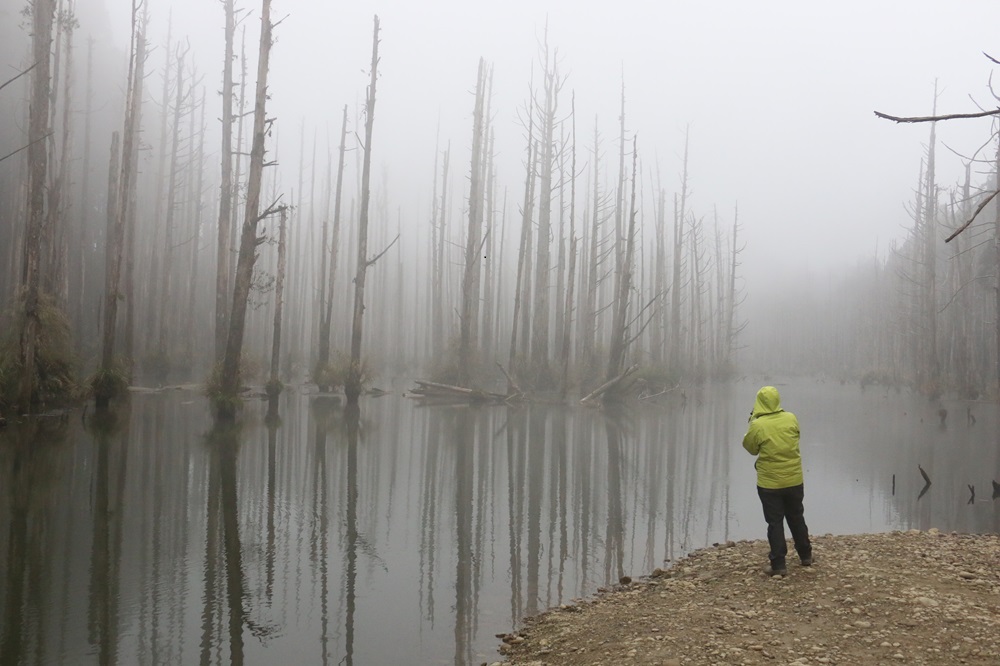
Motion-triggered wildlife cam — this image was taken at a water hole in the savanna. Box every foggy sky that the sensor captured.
[76,0,1000,296]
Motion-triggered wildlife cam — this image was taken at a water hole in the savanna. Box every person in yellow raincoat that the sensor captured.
[742,385,812,576]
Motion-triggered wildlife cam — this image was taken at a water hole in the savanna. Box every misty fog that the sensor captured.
[3,0,1000,664]
[3,0,1000,395]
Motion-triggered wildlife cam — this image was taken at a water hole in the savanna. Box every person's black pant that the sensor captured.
[757,484,811,568]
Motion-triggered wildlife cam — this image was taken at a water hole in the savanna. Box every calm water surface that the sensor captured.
[1,378,998,665]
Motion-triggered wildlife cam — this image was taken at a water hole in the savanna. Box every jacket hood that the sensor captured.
[752,385,782,418]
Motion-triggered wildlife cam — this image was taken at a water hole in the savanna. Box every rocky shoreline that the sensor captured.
[493,530,1000,666]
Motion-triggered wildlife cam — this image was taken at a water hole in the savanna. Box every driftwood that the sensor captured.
[580,364,639,405]
[917,464,932,500]
[408,380,508,404]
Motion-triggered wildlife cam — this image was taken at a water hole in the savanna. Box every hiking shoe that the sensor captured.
[763,565,788,577]
[801,556,814,566]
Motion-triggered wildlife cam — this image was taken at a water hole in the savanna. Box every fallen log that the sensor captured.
[580,364,639,405]
[408,380,508,404]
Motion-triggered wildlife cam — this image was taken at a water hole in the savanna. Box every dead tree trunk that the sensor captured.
[458,58,488,384]
[606,137,638,383]
[156,47,190,378]
[219,0,276,416]
[316,105,348,383]
[651,188,666,365]
[508,112,535,380]
[723,206,743,370]
[73,37,93,344]
[17,0,56,411]
[186,87,207,371]
[921,96,940,394]
[530,34,563,376]
[215,0,236,364]
[268,207,287,395]
[559,94,578,398]
[481,127,497,362]
[669,129,690,373]
[46,1,76,306]
[345,15,381,406]
[581,119,601,371]
[144,16,172,347]
[122,26,147,377]
[96,5,144,410]
[432,144,450,359]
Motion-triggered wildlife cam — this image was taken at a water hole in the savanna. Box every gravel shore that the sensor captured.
[494,529,1000,666]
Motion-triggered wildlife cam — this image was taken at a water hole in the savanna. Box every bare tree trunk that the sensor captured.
[606,137,638,383]
[508,116,535,379]
[17,0,56,411]
[481,129,497,363]
[46,0,75,306]
[215,0,236,364]
[97,5,144,409]
[559,94,578,398]
[922,94,940,394]
[73,37,94,346]
[268,207,287,392]
[459,58,487,384]
[99,130,120,371]
[651,189,666,364]
[231,27,248,270]
[316,106,348,383]
[345,15,381,406]
[144,15,173,347]
[669,129,690,373]
[219,0,276,414]
[723,206,742,369]
[433,145,450,359]
[122,32,147,378]
[186,87,207,374]
[155,47,188,379]
[530,36,562,374]
[581,119,600,371]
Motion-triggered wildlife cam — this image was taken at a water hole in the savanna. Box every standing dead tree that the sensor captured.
[15,0,56,410]
[346,15,396,406]
[529,31,565,380]
[95,1,145,410]
[267,207,287,398]
[315,105,349,387]
[215,0,237,364]
[217,0,281,417]
[605,136,639,386]
[874,66,1000,394]
[559,93,578,397]
[458,58,488,384]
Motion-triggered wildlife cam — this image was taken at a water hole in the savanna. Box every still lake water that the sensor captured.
[1,378,998,665]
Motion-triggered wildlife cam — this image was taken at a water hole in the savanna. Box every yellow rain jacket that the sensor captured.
[742,386,803,489]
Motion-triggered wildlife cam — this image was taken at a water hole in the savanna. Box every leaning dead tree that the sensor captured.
[218,0,280,416]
